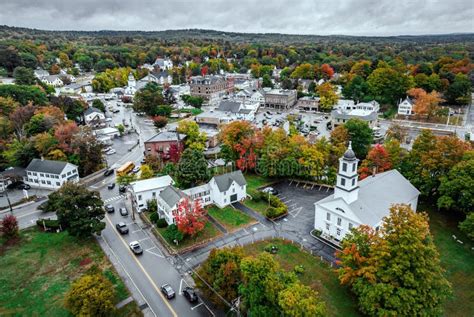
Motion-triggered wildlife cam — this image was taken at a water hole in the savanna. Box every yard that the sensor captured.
[207,205,256,231]
[157,221,222,252]
[423,203,474,316]
[242,239,360,317]
[0,229,141,316]
[243,173,275,215]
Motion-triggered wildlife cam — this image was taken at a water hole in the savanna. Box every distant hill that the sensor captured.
[1,25,473,45]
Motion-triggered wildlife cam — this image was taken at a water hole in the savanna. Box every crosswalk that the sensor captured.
[103,195,125,203]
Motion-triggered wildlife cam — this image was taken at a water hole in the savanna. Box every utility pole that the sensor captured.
[4,188,13,215]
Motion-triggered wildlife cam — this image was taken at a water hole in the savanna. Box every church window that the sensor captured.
[342,162,347,172]
[352,179,355,186]
[341,178,346,186]
[336,228,341,236]
[352,163,356,172]
[337,217,342,226]
[326,213,331,221]
[325,223,330,230]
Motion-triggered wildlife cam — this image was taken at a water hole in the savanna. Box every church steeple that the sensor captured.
[334,142,359,204]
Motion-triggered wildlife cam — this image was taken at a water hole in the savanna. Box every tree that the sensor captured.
[152,115,168,130]
[50,96,86,121]
[1,214,19,240]
[317,82,339,111]
[337,204,451,316]
[92,99,105,113]
[116,173,137,185]
[167,142,183,163]
[0,85,48,106]
[49,183,106,238]
[9,104,36,138]
[177,120,207,150]
[116,124,125,135]
[343,75,371,102]
[344,119,373,159]
[408,88,444,119]
[358,144,392,179]
[262,74,273,88]
[175,148,209,188]
[139,164,154,180]
[70,126,105,176]
[94,58,117,72]
[65,274,116,317]
[320,63,334,80]
[278,282,326,317]
[195,247,244,307]
[181,95,204,109]
[13,66,36,85]
[3,138,38,167]
[367,65,413,105]
[437,152,474,213]
[173,198,207,236]
[0,96,19,116]
[385,123,408,143]
[459,213,474,241]
[132,82,166,116]
[445,73,471,105]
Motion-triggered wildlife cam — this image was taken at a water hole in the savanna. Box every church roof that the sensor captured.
[343,142,357,160]
[316,169,420,226]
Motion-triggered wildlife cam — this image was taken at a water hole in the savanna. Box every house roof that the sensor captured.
[145,131,186,143]
[316,169,420,226]
[130,175,174,193]
[212,170,247,192]
[42,75,62,82]
[183,183,210,197]
[26,158,73,175]
[218,100,241,113]
[84,106,102,116]
[159,185,187,208]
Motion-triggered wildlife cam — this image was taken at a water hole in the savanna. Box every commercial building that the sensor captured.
[24,159,79,190]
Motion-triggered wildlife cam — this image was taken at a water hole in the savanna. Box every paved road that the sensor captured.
[0,199,56,229]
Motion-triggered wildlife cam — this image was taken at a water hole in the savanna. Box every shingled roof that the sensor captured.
[212,170,247,192]
[26,159,72,175]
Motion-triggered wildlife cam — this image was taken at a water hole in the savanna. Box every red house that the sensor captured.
[144,131,186,159]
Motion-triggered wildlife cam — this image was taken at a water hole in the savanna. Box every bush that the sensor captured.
[156,218,168,228]
[149,212,159,223]
[265,206,287,219]
[1,214,19,239]
[294,265,305,275]
[249,189,264,201]
[153,115,168,129]
[162,224,184,244]
[36,218,61,231]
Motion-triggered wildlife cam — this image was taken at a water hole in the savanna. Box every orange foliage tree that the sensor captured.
[173,198,207,237]
[358,144,392,179]
[408,88,444,119]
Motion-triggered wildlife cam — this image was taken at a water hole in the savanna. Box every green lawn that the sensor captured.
[423,203,474,316]
[157,221,222,252]
[244,173,274,191]
[242,239,360,317]
[0,229,141,316]
[207,205,255,231]
[243,197,269,215]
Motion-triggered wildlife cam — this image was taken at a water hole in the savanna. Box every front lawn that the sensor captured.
[244,173,274,191]
[423,203,474,316]
[157,221,222,252]
[242,239,360,317]
[0,229,141,317]
[207,205,256,231]
[243,197,269,215]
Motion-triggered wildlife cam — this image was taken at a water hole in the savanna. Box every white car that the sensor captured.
[105,118,113,122]
[106,149,116,155]
[129,241,143,255]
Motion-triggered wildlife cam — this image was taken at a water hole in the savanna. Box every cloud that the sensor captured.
[0,0,473,35]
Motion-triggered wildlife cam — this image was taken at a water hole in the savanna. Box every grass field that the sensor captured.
[242,198,269,215]
[423,203,474,316]
[0,229,141,316]
[157,221,222,252]
[242,239,361,317]
[207,205,255,231]
[244,173,274,191]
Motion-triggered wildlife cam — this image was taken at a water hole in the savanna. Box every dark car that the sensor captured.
[115,222,129,234]
[104,169,114,177]
[183,287,198,303]
[119,207,128,216]
[119,185,127,193]
[17,183,31,190]
[105,204,115,213]
[107,183,115,190]
[161,284,176,299]
[129,241,143,255]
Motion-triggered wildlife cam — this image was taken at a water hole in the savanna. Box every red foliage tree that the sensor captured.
[173,198,207,237]
[320,64,335,80]
[167,142,183,163]
[201,65,209,76]
[1,214,19,240]
[54,121,79,153]
[358,144,392,180]
[152,115,168,129]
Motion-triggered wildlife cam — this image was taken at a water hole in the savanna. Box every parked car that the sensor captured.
[262,187,278,195]
[106,149,116,155]
[183,287,198,303]
[105,204,115,213]
[104,169,114,177]
[132,166,141,173]
[119,185,127,193]
[119,207,128,216]
[129,241,143,255]
[112,109,120,113]
[161,284,176,299]
[116,222,129,234]
[17,183,31,190]
[107,183,115,190]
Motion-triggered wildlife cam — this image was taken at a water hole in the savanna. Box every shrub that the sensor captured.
[162,224,184,244]
[265,206,287,219]
[294,265,305,275]
[156,218,168,228]
[149,212,159,223]
[248,189,263,201]
[147,199,157,213]
[36,218,61,231]
[153,115,168,129]
[1,214,19,239]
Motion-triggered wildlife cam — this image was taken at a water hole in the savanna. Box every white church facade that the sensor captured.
[314,142,420,242]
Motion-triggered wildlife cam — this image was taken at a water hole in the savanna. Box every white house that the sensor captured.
[124,73,137,96]
[34,68,49,79]
[398,97,414,116]
[153,57,173,70]
[129,175,174,212]
[24,159,79,190]
[156,170,247,225]
[313,143,420,243]
[331,99,380,128]
[40,75,64,87]
[83,106,105,125]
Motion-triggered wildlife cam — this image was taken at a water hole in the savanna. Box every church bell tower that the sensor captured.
[334,142,359,204]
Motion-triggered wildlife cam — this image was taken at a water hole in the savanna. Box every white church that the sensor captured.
[314,142,420,242]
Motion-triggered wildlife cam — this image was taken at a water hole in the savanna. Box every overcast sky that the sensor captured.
[1,0,473,36]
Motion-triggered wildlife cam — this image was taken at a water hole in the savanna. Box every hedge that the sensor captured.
[156,218,168,228]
